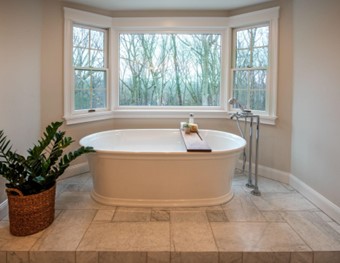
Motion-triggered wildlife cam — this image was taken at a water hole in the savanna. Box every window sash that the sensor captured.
[231,24,269,112]
[72,25,109,113]
[118,30,223,109]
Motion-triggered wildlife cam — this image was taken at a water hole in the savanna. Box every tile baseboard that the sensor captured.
[236,160,340,224]
[289,174,340,225]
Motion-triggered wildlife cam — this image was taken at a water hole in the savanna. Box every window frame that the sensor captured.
[227,8,279,124]
[64,7,279,125]
[72,24,109,113]
[231,23,270,113]
[115,30,225,110]
[64,8,114,124]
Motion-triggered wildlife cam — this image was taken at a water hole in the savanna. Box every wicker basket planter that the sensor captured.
[1,121,94,236]
[6,184,56,236]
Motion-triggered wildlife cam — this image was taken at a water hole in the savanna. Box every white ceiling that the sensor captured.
[64,0,273,11]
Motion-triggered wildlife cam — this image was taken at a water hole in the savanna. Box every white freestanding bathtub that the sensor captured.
[80,129,246,207]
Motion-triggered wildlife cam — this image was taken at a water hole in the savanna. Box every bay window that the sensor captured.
[64,7,279,125]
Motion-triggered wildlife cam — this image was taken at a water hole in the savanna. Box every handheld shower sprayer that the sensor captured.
[228,98,249,113]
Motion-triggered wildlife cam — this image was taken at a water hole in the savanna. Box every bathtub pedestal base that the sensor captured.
[91,190,234,207]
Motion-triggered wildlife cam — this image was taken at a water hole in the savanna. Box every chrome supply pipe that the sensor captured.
[228,98,261,196]
[246,116,254,188]
[251,115,261,196]
[235,115,247,173]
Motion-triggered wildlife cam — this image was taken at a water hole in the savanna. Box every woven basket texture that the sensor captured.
[6,184,56,236]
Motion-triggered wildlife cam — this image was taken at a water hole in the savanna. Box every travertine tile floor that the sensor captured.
[1,169,340,263]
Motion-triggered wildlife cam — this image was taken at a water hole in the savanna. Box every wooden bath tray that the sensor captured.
[180,130,212,152]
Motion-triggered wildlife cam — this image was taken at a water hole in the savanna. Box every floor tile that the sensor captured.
[98,252,147,263]
[232,171,248,187]
[243,252,290,263]
[76,251,98,263]
[6,251,29,263]
[249,177,294,193]
[112,207,151,222]
[0,221,42,251]
[314,211,333,222]
[313,251,340,263]
[77,222,170,252]
[222,187,266,222]
[170,251,218,263]
[147,252,170,263]
[30,210,96,251]
[55,192,112,210]
[211,222,311,252]
[328,221,340,234]
[281,211,340,251]
[206,210,229,222]
[0,203,8,221]
[93,209,115,222]
[166,206,221,212]
[58,173,91,185]
[261,211,285,222]
[290,252,313,263]
[29,251,75,263]
[0,252,5,263]
[250,192,318,211]
[1,173,340,261]
[219,251,243,263]
[170,211,217,252]
[151,209,170,222]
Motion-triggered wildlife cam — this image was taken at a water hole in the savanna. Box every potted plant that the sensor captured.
[0,121,94,236]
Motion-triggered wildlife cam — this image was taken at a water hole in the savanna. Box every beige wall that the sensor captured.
[0,0,42,204]
[40,0,293,172]
[291,0,340,207]
[2,0,339,215]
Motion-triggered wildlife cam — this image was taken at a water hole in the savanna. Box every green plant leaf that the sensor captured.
[0,121,95,195]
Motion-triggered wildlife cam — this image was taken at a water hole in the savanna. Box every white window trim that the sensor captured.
[227,7,279,123]
[64,7,279,125]
[64,8,114,125]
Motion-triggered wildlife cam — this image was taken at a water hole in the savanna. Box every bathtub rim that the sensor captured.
[80,128,246,156]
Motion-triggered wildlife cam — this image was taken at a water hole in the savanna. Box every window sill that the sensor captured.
[64,109,277,125]
[64,111,115,125]
[226,113,277,125]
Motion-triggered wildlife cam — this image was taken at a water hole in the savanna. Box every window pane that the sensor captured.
[73,26,105,68]
[92,71,106,108]
[74,70,91,110]
[233,70,249,89]
[90,50,104,68]
[233,89,248,109]
[252,47,268,67]
[74,70,107,110]
[73,26,89,48]
[252,70,267,90]
[250,90,266,111]
[119,33,221,106]
[74,70,90,90]
[90,30,104,50]
[236,49,251,68]
[73,47,89,67]
[236,30,251,49]
[254,26,269,47]
[75,90,91,110]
